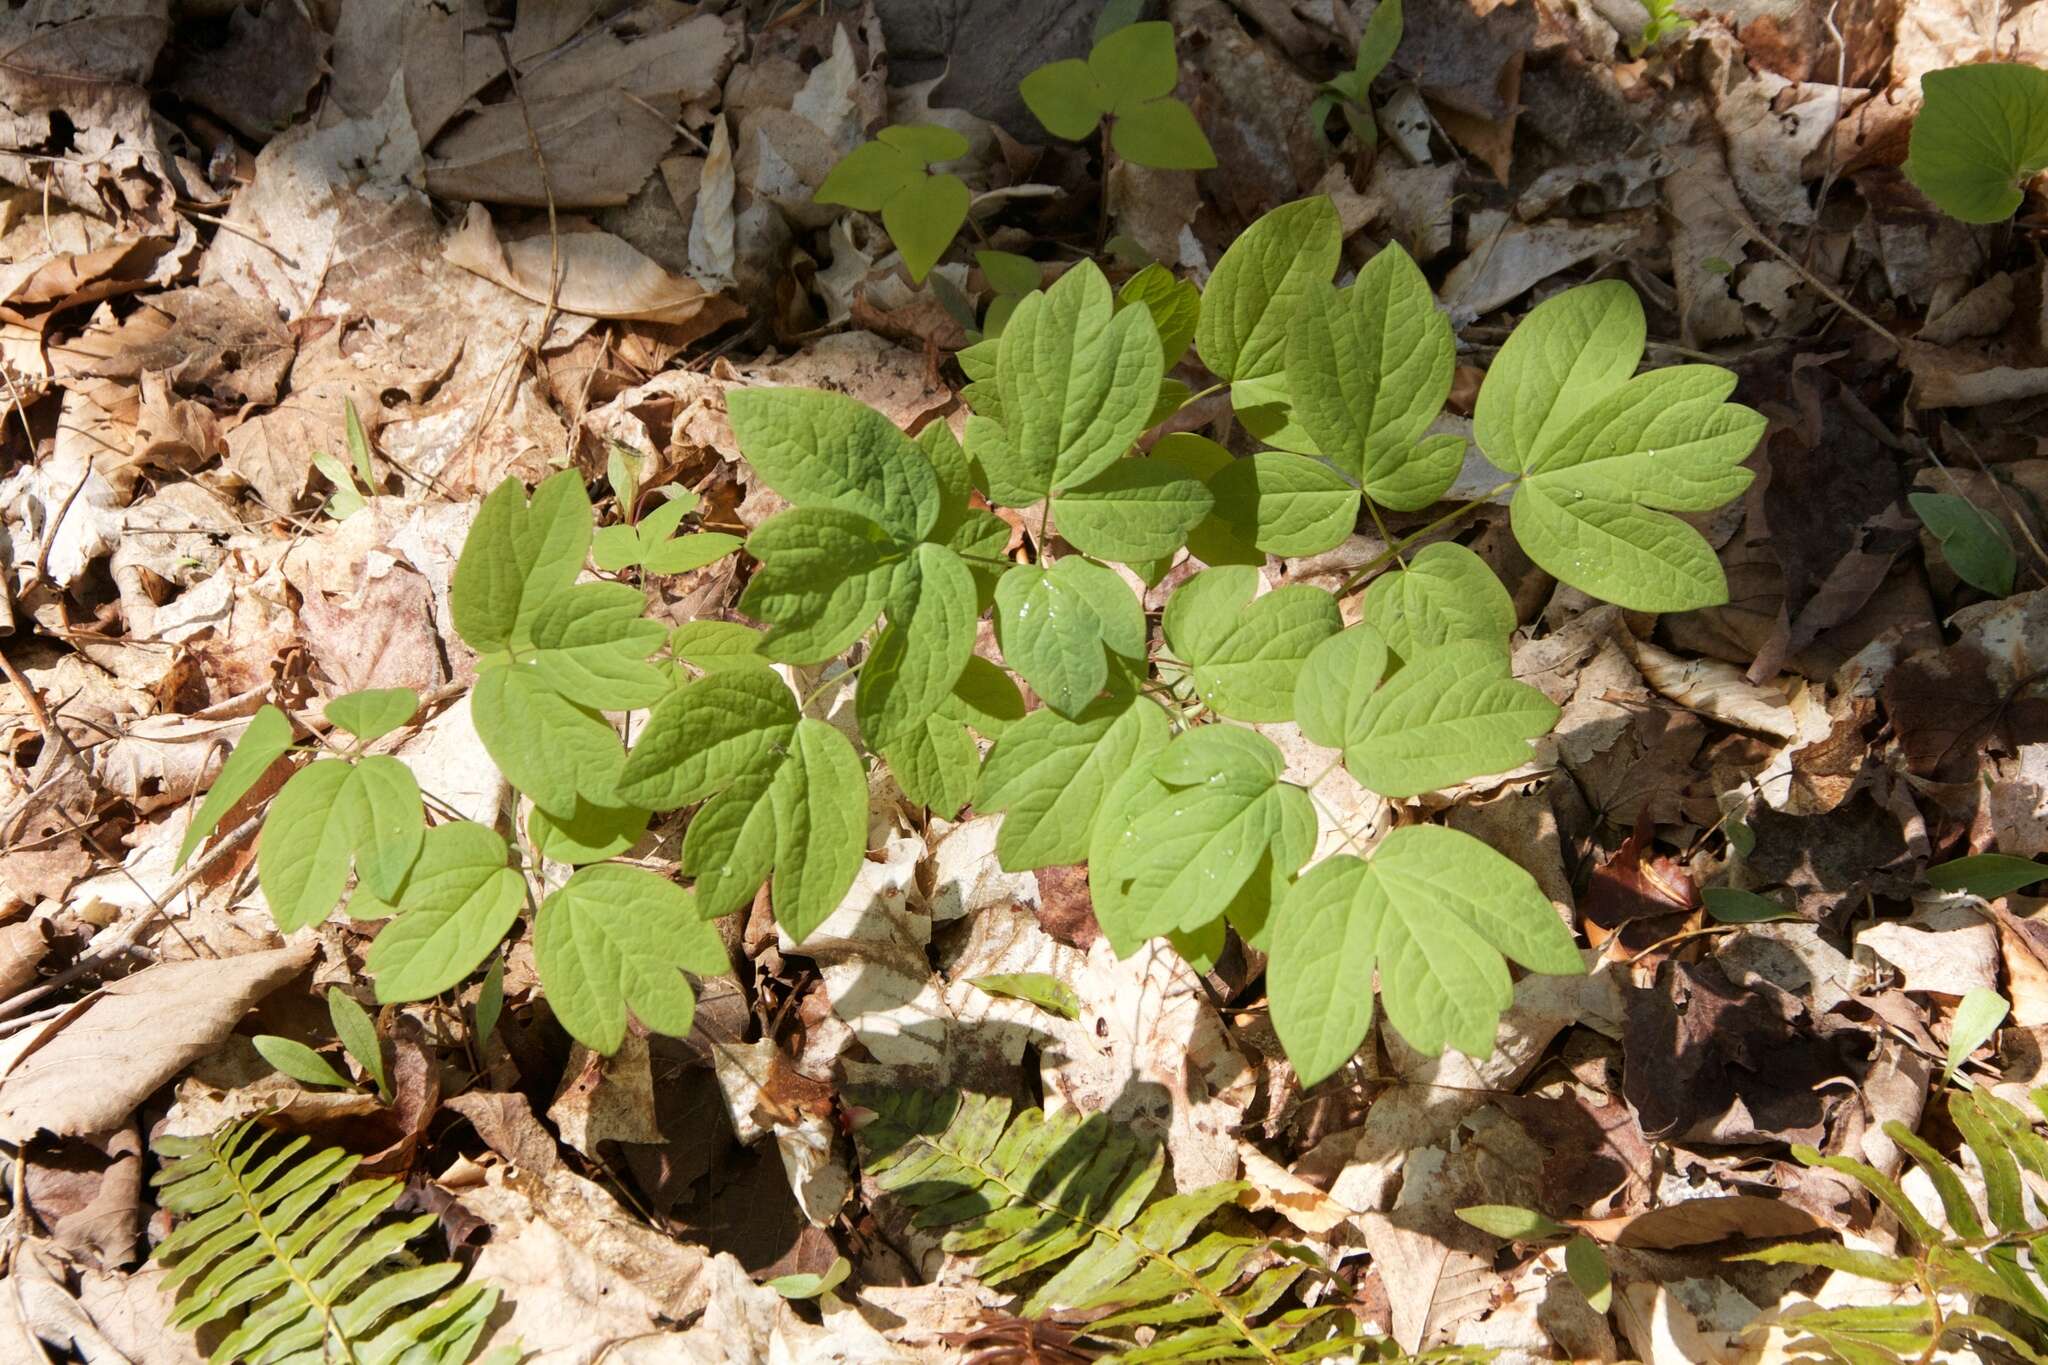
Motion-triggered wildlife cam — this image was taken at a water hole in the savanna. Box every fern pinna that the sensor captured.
[150,1119,498,1364]
[1739,1087,2048,1363]
[850,1087,1374,1363]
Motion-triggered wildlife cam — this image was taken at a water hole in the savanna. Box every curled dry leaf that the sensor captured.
[444,203,717,324]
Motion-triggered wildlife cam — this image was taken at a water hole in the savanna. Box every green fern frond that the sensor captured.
[1737,1087,2048,1365]
[150,1119,500,1365]
[849,1088,1372,1363]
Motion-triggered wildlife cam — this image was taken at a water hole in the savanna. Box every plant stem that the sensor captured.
[1334,480,1518,597]
[799,656,868,712]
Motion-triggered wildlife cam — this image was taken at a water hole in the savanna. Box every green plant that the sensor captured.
[313,400,377,520]
[1630,0,1694,57]
[190,192,1761,1091]
[1310,0,1401,147]
[1021,20,1217,171]
[151,1119,502,1363]
[1735,1087,2048,1363]
[851,1087,1370,1362]
[252,988,390,1100]
[1453,1206,1611,1312]
[1905,62,2048,223]
[816,122,973,283]
[1911,490,2016,596]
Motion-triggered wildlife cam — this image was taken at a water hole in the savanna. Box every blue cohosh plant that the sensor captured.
[180,193,1763,1092]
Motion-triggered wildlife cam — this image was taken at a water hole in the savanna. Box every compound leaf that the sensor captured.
[740,506,902,662]
[527,582,669,710]
[1904,63,2048,223]
[1270,825,1581,1077]
[725,388,941,543]
[1361,542,1517,664]
[1294,626,1388,750]
[178,705,292,869]
[1206,452,1359,556]
[534,866,728,1054]
[994,263,1163,499]
[876,122,970,164]
[471,666,627,817]
[816,139,922,211]
[325,688,418,745]
[1089,21,1179,113]
[1510,482,1730,613]
[1197,196,1341,386]
[527,798,652,866]
[883,172,970,283]
[1110,97,1215,170]
[367,821,524,1004]
[1162,567,1340,722]
[1057,457,1214,563]
[768,718,870,942]
[258,757,424,931]
[857,542,979,749]
[1020,58,1107,140]
[618,666,797,810]
[1343,643,1558,797]
[977,692,1169,869]
[995,558,1145,717]
[1117,263,1199,367]
[451,471,592,656]
[1286,245,1452,501]
[1474,281,1644,476]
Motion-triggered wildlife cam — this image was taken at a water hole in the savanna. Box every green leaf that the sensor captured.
[977,249,1042,297]
[593,496,738,575]
[1117,263,1200,368]
[1701,887,1797,923]
[1473,281,1644,477]
[740,507,901,663]
[768,1256,852,1301]
[178,705,292,869]
[978,693,1169,869]
[670,620,769,672]
[1510,482,1732,612]
[725,388,941,543]
[1090,726,1315,953]
[643,531,742,576]
[1361,542,1517,664]
[325,688,419,744]
[857,542,979,749]
[1150,433,1262,567]
[1089,21,1180,113]
[1110,98,1215,170]
[876,122,970,164]
[451,471,593,656]
[1354,0,1402,85]
[1927,852,2048,897]
[252,1035,351,1090]
[1946,987,2009,1084]
[1294,626,1388,750]
[525,582,669,710]
[766,718,870,941]
[1020,58,1107,140]
[257,757,425,931]
[476,955,505,1042]
[326,988,388,1100]
[533,865,728,1054]
[882,715,981,815]
[884,172,971,284]
[1911,491,2016,595]
[816,139,922,212]
[1454,1205,1569,1241]
[971,972,1082,1019]
[1057,457,1214,563]
[1271,826,1581,1074]
[1342,643,1557,797]
[1162,567,1340,722]
[1904,63,2048,223]
[1566,1235,1611,1313]
[527,798,651,865]
[991,263,1163,500]
[1197,197,1342,386]
[366,821,525,1004]
[472,667,626,817]
[1286,245,1453,504]
[618,667,797,810]
[1206,453,1360,556]
[315,448,366,518]
[994,558,1145,717]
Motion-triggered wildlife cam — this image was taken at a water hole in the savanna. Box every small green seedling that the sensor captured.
[975,249,1043,337]
[253,988,389,1099]
[591,488,742,575]
[1911,490,2016,596]
[1310,0,1401,146]
[1944,988,2008,1086]
[1455,1206,1611,1312]
[1905,62,2048,223]
[312,399,377,519]
[816,123,972,283]
[1632,0,1694,57]
[1020,21,1216,170]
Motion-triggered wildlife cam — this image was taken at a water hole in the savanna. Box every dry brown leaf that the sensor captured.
[444,203,716,324]
[1572,1195,1824,1248]
[0,942,314,1141]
